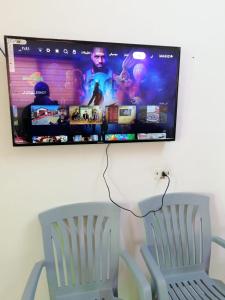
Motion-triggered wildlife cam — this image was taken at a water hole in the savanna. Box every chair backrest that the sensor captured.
[39,203,120,299]
[139,193,211,273]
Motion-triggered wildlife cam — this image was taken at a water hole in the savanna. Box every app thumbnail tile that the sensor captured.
[32,135,68,143]
[118,106,136,124]
[31,105,59,125]
[106,105,119,123]
[105,133,135,141]
[70,106,102,125]
[137,133,166,140]
[73,135,99,142]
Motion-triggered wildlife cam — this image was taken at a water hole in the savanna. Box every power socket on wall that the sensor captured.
[154,169,170,180]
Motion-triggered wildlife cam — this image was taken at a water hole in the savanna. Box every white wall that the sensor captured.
[0,0,225,299]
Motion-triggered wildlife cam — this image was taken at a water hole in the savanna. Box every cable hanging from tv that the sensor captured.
[103,144,171,218]
[0,47,6,57]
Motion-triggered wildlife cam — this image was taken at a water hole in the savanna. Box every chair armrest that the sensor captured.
[120,251,152,300]
[212,236,225,249]
[21,260,46,300]
[141,245,169,300]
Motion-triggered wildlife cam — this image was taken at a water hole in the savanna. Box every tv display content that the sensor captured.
[5,36,180,146]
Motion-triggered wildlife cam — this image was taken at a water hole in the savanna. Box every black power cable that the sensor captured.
[0,47,6,57]
[103,143,171,218]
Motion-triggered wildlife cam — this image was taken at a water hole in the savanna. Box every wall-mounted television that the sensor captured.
[5,35,180,146]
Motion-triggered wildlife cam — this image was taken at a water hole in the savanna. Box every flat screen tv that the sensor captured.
[5,35,180,146]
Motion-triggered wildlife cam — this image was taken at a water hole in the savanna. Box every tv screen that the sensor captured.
[5,36,180,146]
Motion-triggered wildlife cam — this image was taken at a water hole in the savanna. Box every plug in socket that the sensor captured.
[154,169,170,180]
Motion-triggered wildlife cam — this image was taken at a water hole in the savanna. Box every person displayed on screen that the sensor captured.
[33,82,58,105]
[71,108,80,120]
[82,111,89,121]
[100,114,108,141]
[90,47,108,73]
[84,47,114,106]
[92,108,99,121]
[57,107,69,125]
[49,106,69,126]
[88,82,103,106]
[21,81,58,142]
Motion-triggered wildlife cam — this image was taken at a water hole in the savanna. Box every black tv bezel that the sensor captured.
[4,35,181,147]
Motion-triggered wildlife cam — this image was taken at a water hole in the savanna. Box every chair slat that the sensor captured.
[68,217,80,286]
[181,281,203,300]
[51,238,61,288]
[196,279,225,300]
[57,220,73,287]
[194,213,203,265]
[102,218,111,281]
[186,205,196,265]
[176,282,201,300]
[212,283,225,297]
[170,283,187,300]
[168,289,179,300]
[162,205,177,267]
[78,216,87,285]
[152,213,165,266]
[94,216,104,282]
[156,211,172,267]
[178,205,189,266]
[51,223,66,287]
[86,215,94,283]
[170,205,183,267]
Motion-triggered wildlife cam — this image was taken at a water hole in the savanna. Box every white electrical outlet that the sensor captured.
[154,169,170,180]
